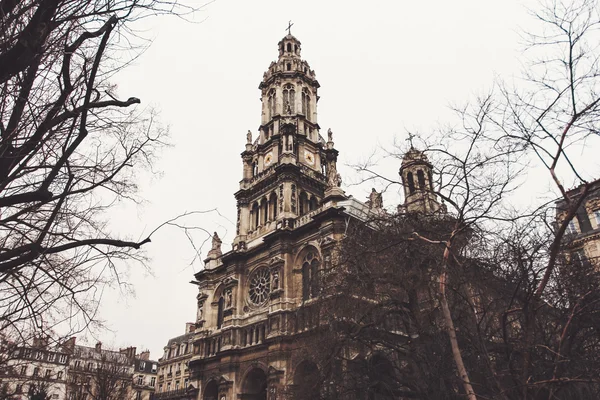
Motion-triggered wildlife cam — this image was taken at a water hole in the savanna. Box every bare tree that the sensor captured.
[0,0,201,342]
[69,353,131,400]
[304,1,600,399]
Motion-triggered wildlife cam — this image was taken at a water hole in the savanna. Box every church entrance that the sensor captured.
[293,360,320,399]
[241,368,267,400]
[203,380,218,400]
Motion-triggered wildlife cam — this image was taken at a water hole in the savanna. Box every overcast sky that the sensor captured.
[81,0,600,359]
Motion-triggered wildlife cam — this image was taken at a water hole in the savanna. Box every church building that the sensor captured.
[187,32,441,400]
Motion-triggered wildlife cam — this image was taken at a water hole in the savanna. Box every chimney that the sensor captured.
[95,342,102,352]
[32,336,49,349]
[61,337,76,353]
[139,350,150,361]
[119,346,136,360]
[186,322,196,333]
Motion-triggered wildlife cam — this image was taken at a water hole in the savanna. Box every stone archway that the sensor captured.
[367,354,396,400]
[203,380,218,400]
[293,360,320,399]
[241,368,267,400]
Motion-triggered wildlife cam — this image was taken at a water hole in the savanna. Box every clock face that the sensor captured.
[304,150,315,166]
[264,152,274,167]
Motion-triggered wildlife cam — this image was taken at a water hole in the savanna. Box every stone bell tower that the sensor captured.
[232,33,342,252]
[399,146,443,214]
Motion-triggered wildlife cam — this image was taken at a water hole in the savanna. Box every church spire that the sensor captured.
[232,32,343,251]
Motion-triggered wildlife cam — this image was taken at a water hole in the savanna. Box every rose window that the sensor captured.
[249,268,271,305]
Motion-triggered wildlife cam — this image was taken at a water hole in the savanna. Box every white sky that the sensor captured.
[81,0,600,359]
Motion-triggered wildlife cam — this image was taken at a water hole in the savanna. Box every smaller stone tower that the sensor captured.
[399,147,442,214]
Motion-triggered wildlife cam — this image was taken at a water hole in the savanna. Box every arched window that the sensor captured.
[302,88,310,117]
[269,192,278,220]
[252,161,258,177]
[302,251,320,300]
[287,43,292,52]
[294,44,298,53]
[417,170,426,189]
[283,84,295,114]
[268,89,276,118]
[428,170,434,191]
[406,172,415,194]
[299,192,308,216]
[309,196,318,211]
[287,63,291,71]
[262,198,268,224]
[252,202,259,230]
[216,296,224,329]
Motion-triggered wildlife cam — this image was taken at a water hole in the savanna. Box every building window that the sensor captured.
[217,296,225,329]
[24,349,32,358]
[150,377,156,387]
[159,384,163,393]
[566,219,578,234]
[35,351,43,360]
[74,360,81,369]
[175,381,180,390]
[417,169,426,189]
[167,383,171,392]
[151,364,157,373]
[16,385,22,394]
[136,391,142,400]
[137,375,144,385]
[33,367,39,377]
[20,366,27,375]
[406,172,415,194]
[283,84,295,114]
[268,89,276,118]
[45,369,52,377]
[48,353,55,362]
[57,371,63,380]
[139,361,145,371]
[593,209,600,226]
[59,354,67,363]
[302,251,320,300]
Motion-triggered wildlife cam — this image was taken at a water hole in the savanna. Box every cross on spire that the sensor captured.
[406,132,416,149]
[286,20,294,35]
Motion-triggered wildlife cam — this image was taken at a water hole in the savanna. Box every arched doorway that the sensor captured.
[242,368,267,400]
[367,354,396,400]
[293,360,320,399]
[203,380,218,400]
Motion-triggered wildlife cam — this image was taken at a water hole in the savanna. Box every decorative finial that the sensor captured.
[247,130,252,144]
[406,132,416,149]
[327,128,333,142]
[286,20,294,36]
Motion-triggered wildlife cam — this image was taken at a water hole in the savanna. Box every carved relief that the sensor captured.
[291,184,297,213]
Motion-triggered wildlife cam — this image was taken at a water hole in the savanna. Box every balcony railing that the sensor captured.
[152,387,198,400]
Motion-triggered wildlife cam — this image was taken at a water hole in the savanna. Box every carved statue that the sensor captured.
[211,232,222,252]
[225,289,233,308]
[196,301,203,322]
[327,128,333,142]
[327,160,342,188]
[272,270,280,290]
[247,130,252,144]
[335,172,342,187]
[368,188,383,209]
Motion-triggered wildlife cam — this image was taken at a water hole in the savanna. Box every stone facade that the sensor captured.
[133,352,158,400]
[1,338,70,400]
[556,178,600,268]
[156,323,196,400]
[187,33,441,400]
